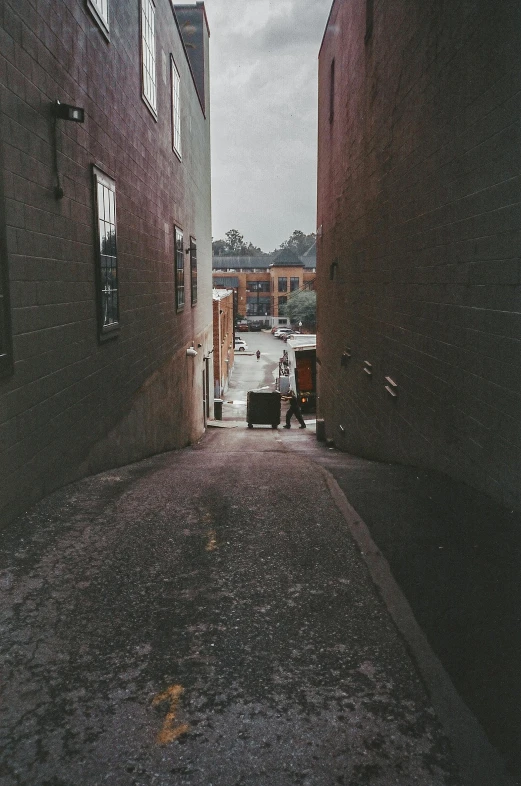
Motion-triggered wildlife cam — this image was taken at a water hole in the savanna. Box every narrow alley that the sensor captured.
[1,337,518,786]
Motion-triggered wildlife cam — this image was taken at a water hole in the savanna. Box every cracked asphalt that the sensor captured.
[1,430,460,786]
[0,334,514,785]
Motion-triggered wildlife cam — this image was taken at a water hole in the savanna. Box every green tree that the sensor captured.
[212,231,265,256]
[281,290,317,330]
[278,230,316,256]
[225,229,245,254]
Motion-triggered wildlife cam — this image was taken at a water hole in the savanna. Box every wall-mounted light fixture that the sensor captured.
[54,100,85,123]
[341,349,352,366]
[186,346,198,357]
[385,376,398,398]
[52,100,85,199]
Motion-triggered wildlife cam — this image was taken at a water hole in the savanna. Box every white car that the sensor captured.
[273,328,293,338]
[234,339,248,351]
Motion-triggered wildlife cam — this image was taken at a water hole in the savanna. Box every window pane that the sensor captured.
[190,237,197,306]
[172,60,181,156]
[88,0,109,29]
[175,227,184,309]
[95,170,118,333]
[142,0,157,113]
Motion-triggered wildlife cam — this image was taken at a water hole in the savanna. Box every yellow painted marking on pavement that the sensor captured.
[152,684,190,744]
[206,529,217,551]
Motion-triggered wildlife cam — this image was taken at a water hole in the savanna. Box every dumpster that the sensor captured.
[214,399,223,420]
[247,390,281,429]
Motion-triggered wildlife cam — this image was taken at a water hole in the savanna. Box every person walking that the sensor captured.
[282,389,306,429]
[256,350,261,360]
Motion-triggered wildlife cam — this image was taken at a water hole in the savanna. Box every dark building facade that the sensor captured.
[317,0,521,509]
[0,0,213,525]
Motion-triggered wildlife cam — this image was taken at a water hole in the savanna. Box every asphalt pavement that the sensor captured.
[0,331,519,786]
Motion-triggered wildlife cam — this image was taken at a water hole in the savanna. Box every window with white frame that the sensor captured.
[141,0,157,115]
[93,167,119,336]
[87,0,109,34]
[171,58,182,158]
[174,226,185,310]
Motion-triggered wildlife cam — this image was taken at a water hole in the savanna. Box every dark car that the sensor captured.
[249,323,262,332]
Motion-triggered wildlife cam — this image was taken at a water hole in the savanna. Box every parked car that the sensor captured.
[249,323,262,332]
[236,322,249,332]
[234,339,248,351]
[274,328,294,338]
[271,325,289,334]
[282,332,301,342]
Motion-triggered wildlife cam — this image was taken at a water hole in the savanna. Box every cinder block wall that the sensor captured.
[317,0,521,509]
[0,0,212,525]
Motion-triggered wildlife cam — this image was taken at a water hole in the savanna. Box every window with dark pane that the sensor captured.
[175,226,185,310]
[290,276,300,292]
[278,276,287,292]
[94,168,119,337]
[0,248,13,376]
[329,58,335,123]
[190,236,197,306]
[365,0,374,42]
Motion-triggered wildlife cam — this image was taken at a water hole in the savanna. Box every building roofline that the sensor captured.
[170,2,209,117]
[174,1,210,36]
[318,0,339,59]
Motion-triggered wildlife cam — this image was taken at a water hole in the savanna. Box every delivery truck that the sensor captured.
[285,336,317,413]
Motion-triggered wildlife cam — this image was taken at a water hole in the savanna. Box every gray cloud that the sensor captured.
[205,0,332,250]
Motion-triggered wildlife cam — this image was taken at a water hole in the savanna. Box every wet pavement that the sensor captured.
[0,331,519,785]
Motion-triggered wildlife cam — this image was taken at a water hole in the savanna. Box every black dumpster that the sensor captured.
[247,390,281,429]
[214,399,223,420]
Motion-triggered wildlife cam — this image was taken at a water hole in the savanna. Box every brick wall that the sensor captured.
[212,290,234,397]
[317,0,521,509]
[0,0,213,525]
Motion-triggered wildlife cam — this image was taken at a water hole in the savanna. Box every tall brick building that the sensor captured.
[317,0,521,509]
[213,247,316,327]
[0,0,213,525]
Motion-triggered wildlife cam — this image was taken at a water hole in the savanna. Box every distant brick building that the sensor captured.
[212,288,234,397]
[213,247,316,327]
[0,1,212,525]
[317,0,521,509]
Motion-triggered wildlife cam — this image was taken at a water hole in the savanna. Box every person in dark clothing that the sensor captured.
[282,389,306,429]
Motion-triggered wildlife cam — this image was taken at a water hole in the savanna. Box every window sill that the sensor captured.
[98,325,120,343]
[142,94,158,122]
[86,1,110,41]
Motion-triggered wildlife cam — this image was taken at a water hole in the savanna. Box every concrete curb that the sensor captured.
[320,466,516,786]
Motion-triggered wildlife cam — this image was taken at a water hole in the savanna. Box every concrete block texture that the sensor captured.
[317,0,521,510]
[0,0,213,526]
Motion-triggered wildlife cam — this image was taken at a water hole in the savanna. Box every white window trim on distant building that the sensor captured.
[141,0,157,117]
[171,58,182,158]
[87,0,109,36]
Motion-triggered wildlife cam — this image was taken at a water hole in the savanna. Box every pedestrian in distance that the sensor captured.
[282,388,306,429]
[256,349,261,360]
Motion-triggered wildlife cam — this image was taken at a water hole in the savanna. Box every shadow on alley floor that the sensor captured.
[276,425,521,785]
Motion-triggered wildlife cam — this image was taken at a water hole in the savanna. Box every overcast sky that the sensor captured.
[203,0,332,252]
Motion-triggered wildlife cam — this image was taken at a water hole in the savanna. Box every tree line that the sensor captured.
[212,229,316,258]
